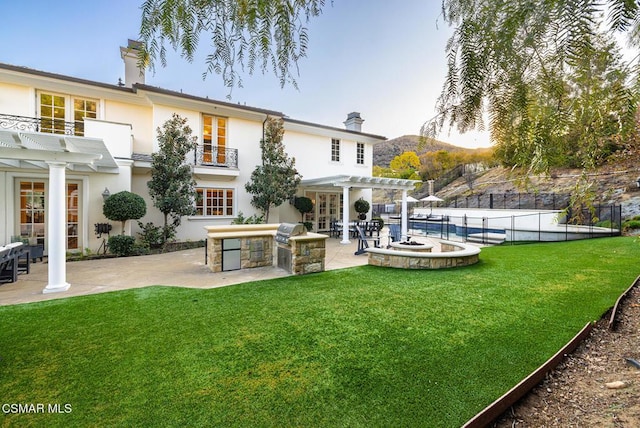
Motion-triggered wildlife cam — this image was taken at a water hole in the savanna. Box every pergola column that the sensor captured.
[401,189,408,240]
[43,161,70,294]
[341,185,351,244]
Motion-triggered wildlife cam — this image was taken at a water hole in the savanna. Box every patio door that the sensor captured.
[17,180,81,251]
[19,181,46,246]
[305,191,342,232]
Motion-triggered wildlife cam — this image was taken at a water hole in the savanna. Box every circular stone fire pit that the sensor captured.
[389,241,433,252]
[367,239,480,269]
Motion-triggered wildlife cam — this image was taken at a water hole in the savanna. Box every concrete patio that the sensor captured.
[0,236,372,306]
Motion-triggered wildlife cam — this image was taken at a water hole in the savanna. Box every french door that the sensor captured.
[203,115,227,165]
[304,191,342,232]
[18,180,80,251]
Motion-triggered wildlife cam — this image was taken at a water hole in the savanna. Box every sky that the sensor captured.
[0,0,492,148]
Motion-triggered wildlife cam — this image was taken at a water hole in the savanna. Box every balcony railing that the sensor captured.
[194,144,238,168]
[0,113,78,135]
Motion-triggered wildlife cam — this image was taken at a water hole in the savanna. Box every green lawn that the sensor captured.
[1,237,638,427]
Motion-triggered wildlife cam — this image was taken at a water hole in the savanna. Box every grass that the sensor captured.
[1,237,638,427]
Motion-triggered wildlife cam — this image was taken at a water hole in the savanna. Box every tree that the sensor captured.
[139,0,325,91]
[245,117,301,223]
[147,114,198,243]
[294,196,313,222]
[428,0,640,173]
[103,191,147,235]
[419,150,456,180]
[138,0,640,171]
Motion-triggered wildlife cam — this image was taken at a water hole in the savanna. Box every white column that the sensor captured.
[341,186,351,244]
[43,161,70,294]
[401,189,408,241]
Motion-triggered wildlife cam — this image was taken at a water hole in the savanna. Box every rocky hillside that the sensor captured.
[373,135,640,219]
[373,135,468,167]
[433,161,640,218]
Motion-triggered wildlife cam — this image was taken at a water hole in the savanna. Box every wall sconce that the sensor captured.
[102,187,111,201]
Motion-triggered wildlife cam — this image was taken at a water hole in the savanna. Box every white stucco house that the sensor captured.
[0,41,417,291]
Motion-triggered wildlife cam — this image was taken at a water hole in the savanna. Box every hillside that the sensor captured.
[373,135,472,167]
[433,161,640,218]
[373,136,640,219]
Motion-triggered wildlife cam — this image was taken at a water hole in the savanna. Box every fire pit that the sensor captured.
[389,241,433,252]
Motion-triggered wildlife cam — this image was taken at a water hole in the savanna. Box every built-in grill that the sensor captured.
[276,223,307,272]
[275,223,306,245]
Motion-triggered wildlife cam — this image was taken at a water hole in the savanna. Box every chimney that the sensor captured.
[120,39,145,87]
[344,112,364,132]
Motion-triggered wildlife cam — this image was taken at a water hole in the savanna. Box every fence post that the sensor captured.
[539,212,542,242]
[463,214,468,242]
[482,217,488,244]
[511,215,514,245]
[490,194,494,209]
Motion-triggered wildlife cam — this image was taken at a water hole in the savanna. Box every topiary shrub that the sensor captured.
[108,235,137,256]
[103,191,147,235]
[371,216,385,231]
[354,198,370,220]
[294,196,314,221]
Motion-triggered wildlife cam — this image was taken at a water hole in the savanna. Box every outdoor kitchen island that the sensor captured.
[205,224,328,275]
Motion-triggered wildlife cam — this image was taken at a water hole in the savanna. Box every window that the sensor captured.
[356,142,365,165]
[195,188,234,216]
[331,138,340,162]
[39,92,97,136]
[73,98,97,136]
[203,115,228,164]
[39,94,66,134]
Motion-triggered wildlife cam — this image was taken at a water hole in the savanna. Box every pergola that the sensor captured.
[0,130,118,294]
[300,175,421,243]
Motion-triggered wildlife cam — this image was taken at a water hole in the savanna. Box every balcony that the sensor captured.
[0,113,80,135]
[190,145,238,180]
[194,144,238,168]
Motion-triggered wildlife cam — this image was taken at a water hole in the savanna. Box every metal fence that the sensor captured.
[373,192,572,215]
[384,204,621,245]
[444,192,572,210]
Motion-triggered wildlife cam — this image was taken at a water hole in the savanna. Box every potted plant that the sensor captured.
[354,198,370,220]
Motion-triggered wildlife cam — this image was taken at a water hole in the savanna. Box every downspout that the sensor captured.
[261,115,269,162]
